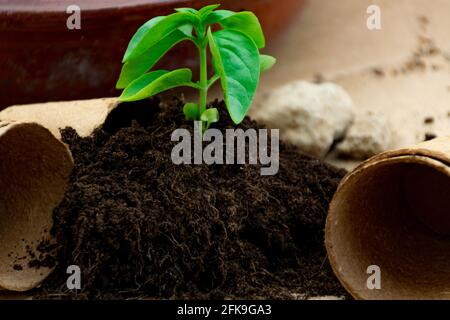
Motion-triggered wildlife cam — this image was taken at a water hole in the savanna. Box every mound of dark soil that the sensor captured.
[33,97,348,300]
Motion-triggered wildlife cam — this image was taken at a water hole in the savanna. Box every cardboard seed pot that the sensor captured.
[0,122,72,291]
[326,137,450,300]
[0,98,119,291]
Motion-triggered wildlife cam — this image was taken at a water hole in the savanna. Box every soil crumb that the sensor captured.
[424,117,434,124]
[33,97,348,300]
[371,67,385,77]
[425,132,437,141]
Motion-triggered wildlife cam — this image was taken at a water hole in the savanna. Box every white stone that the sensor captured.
[335,111,394,160]
[251,81,354,157]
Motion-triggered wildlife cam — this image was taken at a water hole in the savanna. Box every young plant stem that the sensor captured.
[198,37,208,116]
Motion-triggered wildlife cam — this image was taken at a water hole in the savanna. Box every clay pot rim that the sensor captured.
[0,0,210,13]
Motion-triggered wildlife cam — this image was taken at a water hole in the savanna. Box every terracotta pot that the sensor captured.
[0,0,305,110]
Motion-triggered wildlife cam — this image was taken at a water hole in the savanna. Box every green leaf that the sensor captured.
[119,69,193,102]
[119,70,168,101]
[175,8,198,14]
[208,29,260,124]
[203,9,234,25]
[219,12,265,49]
[122,16,163,62]
[178,24,194,37]
[183,103,200,120]
[123,12,198,62]
[198,4,220,17]
[116,28,192,89]
[260,54,277,72]
[204,11,265,48]
[201,108,219,126]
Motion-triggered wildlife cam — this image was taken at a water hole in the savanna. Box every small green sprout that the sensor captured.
[117,4,276,130]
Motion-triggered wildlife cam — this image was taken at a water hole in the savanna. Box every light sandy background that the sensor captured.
[253,0,450,169]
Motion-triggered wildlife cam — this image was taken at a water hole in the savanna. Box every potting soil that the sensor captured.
[32,97,348,300]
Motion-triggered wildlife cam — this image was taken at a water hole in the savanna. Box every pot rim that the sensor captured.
[0,0,195,13]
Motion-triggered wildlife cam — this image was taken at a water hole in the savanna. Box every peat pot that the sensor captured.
[326,137,450,300]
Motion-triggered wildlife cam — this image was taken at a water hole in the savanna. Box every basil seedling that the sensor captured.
[117,4,276,130]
